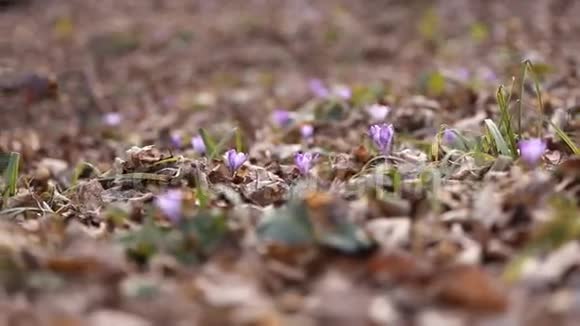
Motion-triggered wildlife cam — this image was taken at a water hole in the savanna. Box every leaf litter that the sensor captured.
[0,0,580,325]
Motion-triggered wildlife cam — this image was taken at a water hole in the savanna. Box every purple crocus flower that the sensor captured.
[191,135,206,154]
[481,68,497,83]
[103,112,122,126]
[294,152,319,175]
[301,124,314,139]
[518,138,547,167]
[224,149,247,173]
[442,129,457,145]
[155,189,183,223]
[367,104,390,122]
[272,109,292,127]
[455,68,471,82]
[309,79,330,98]
[369,123,395,155]
[334,85,352,100]
[170,133,182,148]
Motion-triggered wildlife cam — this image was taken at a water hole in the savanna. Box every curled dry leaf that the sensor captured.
[429,265,508,313]
[367,252,431,284]
[366,218,411,249]
[69,179,105,213]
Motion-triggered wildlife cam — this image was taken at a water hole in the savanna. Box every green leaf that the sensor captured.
[314,100,347,121]
[258,200,373,253]
[257,201,315,246]
[316,218,373,254]
[119,218,165,263]
[180,211,227,256]
[484,119,513,157]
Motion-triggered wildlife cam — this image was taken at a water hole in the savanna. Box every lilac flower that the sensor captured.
[333,85,352,100]
[272,109,292,127]
[301,124,314,139]
[224,149,247,173]
[369,123,395,155]
[367,104,390,122]
[442,129,457,145]
[309,79,330,98]
[480,68,497,83]
[103,112,122,126]
[155,189,183,223]
[455,68,471,82]
[191,135,206,154]
[295,152,319,175]
[518,138,547,167]
[170,133,182,148]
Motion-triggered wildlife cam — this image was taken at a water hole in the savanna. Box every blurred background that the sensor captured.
[1,0,580,166]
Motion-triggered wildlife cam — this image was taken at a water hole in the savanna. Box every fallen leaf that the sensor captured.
[429,265,508,313]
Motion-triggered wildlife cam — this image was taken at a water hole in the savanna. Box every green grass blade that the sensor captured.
[484,119,513,157]
[522,59,578,153]
[198,128,217,158]
[543,117,580,154]
[0,155,9,174]
[98,173,170,183]
[235,128,244,152]
[516,63,527,135]
[387,168,401,194]
[430,133,440,161]
[211,127,238,160]
[496,86,518,156]
[1,152,20,198]
[524,60,545,135]
[196,183,208,209]
[199,127,239,160]
[195,171,209,209]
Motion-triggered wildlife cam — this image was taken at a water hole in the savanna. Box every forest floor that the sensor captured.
[1,0,580,325]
